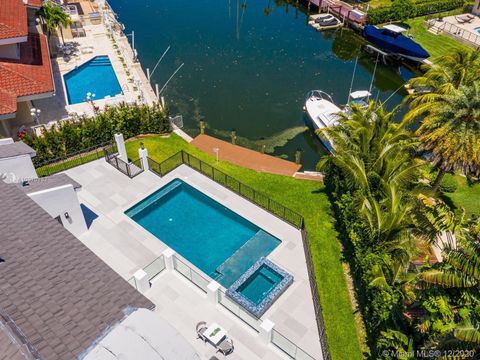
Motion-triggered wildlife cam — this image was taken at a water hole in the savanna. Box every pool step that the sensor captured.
[125,180,182,218]
[214,230,279,287]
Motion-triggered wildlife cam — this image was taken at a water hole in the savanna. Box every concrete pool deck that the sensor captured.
[31,10,157,126]
[65,159,323,359]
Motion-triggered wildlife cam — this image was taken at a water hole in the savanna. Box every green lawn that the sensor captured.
[125,134,364,360]
[443,175,480,218]
[404,17,471,60]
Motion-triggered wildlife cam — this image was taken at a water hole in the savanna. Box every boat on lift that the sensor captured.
[303,90,343,152]
[304,89,372,152]
[362,24,430,63]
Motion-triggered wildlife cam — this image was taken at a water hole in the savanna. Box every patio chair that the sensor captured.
[196,321,208,342]
[216,338,234,356]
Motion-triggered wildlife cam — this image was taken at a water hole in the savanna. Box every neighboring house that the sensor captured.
[0,0,54,137]
[0,138,88,237]
[0,138,37,181]
[0,180,155,360]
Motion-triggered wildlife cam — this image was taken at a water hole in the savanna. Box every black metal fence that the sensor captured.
[34,142,110,177]
[147,150,305,229]
[104,144,143,178]
[301,229,332,360]
[148,150,331,359]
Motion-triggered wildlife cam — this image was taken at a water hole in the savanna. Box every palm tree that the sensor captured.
[415,197,480,347]
[405,49,480,192]
[318,101,420,198]
[37,3,72,44]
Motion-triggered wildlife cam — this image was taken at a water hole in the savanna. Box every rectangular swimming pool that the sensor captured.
[125,179,280,287]
[63,55,122,104]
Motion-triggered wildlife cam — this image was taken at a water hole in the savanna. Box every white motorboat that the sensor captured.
[304,90,343,152]
[314,13,341,27]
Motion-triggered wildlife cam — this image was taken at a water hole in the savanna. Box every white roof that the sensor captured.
[349,90,371,99]
[82,309,201,360]
[383,24,407,33]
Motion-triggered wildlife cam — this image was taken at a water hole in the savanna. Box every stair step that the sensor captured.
[213,230,279,287]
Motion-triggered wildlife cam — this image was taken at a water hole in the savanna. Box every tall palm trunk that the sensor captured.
[432,167,447,193]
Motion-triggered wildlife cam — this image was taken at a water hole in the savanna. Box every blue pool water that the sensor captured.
[125,179,280,287]
[64,56,122,104]
[237,264,283,305]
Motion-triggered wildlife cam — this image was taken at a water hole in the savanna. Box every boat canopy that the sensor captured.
[350,90,371,99]
[382,24,407,33]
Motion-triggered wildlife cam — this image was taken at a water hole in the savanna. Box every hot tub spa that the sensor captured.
[226,257,293,318]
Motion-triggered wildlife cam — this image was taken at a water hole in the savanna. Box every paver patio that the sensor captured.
[65,159,323,359]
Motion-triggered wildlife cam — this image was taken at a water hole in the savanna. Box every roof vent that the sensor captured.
[22,180,30,187]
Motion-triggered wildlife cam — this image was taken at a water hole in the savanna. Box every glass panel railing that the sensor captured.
[144,255,166,282]
[272,330,297,358]
[127,277,136,289]
[296,348,317,360]
[271,329,318,360]
[172,255,209,293]
[218,290,261,332]
[191,269,210,292]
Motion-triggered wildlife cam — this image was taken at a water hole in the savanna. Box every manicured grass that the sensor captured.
[442,175,480,218]
[36,151,105,177]
[405,17,471,60]
[125,134,364,360]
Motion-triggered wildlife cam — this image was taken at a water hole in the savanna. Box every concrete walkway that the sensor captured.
[191,134,301,177]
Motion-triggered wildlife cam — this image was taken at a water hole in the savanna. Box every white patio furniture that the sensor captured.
[196,321,208,342]
[204,322,227,346]
[216,338,234,356]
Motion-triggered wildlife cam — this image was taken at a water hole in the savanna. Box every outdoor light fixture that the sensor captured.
[30,108,41,125]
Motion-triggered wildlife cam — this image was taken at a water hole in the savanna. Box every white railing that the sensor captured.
[128,254,166,289]
[172,255,210,293]
[436,21,480,47]
[217,289,262,332]
[272,329,318,360]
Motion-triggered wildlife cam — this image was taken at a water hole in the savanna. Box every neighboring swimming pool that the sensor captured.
[476,27,480,35]
[63,56,122,104]
[125,179,281,288]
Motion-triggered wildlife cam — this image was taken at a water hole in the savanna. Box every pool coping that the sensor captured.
[226,257,294,319]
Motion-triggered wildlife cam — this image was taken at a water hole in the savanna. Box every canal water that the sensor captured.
[109,0,415,169]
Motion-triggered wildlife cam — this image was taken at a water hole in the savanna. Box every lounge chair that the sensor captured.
[216,338,234,356]
[196,321,208,342]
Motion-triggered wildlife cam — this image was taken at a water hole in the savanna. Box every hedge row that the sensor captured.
[367,0,465,24]
[24,103,171,165]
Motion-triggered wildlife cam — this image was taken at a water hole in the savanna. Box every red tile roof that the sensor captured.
[26,0,43,7]
[0,0,28,40]
[0,33,54,116]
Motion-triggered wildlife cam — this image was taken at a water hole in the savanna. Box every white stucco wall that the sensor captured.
[0,155,38,183]
[27,184,88,237]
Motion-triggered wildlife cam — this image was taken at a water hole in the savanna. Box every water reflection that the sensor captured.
[109,0,416,169]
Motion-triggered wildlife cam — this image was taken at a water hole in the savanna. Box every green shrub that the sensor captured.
[24,103,171,165]
[440,173,458,193]
[391,0,417,22]
[367,0,465,24]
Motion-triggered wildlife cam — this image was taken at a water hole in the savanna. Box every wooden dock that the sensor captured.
[191,134,302,177]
